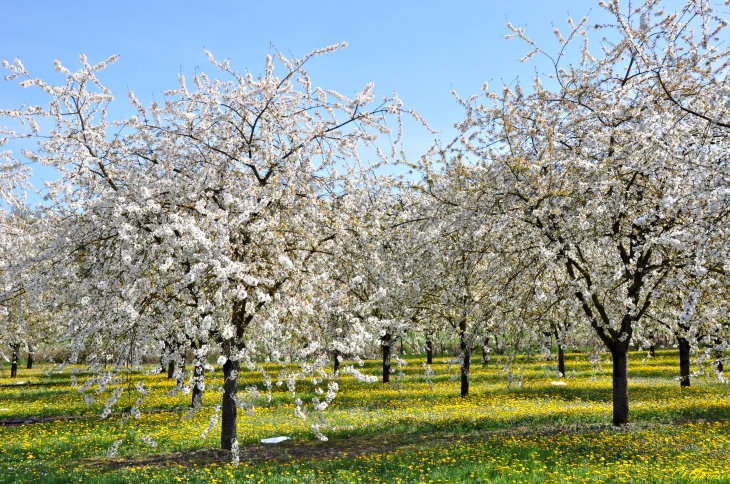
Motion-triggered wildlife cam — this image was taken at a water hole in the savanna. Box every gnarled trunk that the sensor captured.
[26,350,34,370]
[426,340,433,365]
[678,336,691,387]
[611,345,629,425]
[382,334,391,383]
[221,358,240,450]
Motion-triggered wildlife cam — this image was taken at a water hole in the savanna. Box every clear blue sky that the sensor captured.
[0,0,675,200]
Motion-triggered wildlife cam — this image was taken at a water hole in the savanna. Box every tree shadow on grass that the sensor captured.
[83,416,726,471]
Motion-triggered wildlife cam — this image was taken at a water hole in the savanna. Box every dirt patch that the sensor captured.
[83,418,727,471]
[91,448,234,469]
[58,416,729,472]
[90,433,420,470]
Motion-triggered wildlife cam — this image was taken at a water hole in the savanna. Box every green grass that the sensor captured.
[1,349,729,483]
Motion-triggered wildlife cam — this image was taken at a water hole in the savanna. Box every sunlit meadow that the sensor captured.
[1,349,730,483]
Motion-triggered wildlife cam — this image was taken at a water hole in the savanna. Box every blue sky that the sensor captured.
[0,0,659,200]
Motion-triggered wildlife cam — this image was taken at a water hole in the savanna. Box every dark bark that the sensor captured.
[552,329,564,376]
[382,335,391,383]
[26,351,34,370]
[167,361,175,379]
[558,345,565,377]
[220,358,240,450]
[611,345,630,425]
[191,359,204,408]
[482,337,489,366]
[333,350,341,374]
[460,319,470,397]
[426,340,433,365]
[678,336,691,387]
[220,299,253,450]
[10,344,19,378]
[649,344,655,357]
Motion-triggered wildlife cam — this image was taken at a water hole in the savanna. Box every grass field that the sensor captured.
[1,349,729,483]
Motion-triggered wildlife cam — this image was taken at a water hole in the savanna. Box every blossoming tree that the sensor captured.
[450,0,730,424]
[1,44,416,448]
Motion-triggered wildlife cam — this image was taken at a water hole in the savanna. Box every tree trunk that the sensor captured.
[717,350,724,373]
[221,358,240,450]
[10,344,19,378]
[191,358,204,408]
[678,336,691,387]
[611,345,629,425]
[167,360,175,379]
[460,320,470,397]
[26,351,34,370]
[715,338,723,373]
[649,344,655,357]
[176,356,186,387]
[552,329,564,376]
[495,335,505,355]
[482,337,489,366]
[333,349,341,374]
[382,335,391,383]
[159,352,165,374]
[426,340,433,365]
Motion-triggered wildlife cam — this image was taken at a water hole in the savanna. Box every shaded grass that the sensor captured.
[1,349,729,483]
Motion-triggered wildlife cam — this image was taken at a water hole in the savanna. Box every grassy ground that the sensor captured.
[1,349,729,483]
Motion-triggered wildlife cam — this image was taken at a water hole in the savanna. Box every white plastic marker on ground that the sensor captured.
[261,436,290,444]
[551,381,567,386]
